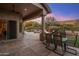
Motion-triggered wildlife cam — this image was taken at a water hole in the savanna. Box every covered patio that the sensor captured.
[0,3,50,41]
[0,3,52,56]
[0,3,79,56]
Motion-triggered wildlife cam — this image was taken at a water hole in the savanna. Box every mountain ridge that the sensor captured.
[57,19,79,25]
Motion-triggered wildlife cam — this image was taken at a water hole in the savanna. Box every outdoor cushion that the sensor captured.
[62,37,68,42]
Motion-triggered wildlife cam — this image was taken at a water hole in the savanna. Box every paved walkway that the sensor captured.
[0,31,79,56]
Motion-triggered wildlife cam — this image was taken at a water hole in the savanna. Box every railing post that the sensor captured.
[74,34,78,46]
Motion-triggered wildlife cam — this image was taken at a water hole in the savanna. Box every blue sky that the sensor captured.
[48,3,79,21]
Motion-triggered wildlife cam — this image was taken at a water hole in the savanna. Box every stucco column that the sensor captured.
[40,14,45,41]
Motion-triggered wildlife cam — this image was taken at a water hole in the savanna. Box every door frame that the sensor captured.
[7,20,17,40]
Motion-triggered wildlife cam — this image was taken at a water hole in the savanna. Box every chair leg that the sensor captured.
[62,43,66,55]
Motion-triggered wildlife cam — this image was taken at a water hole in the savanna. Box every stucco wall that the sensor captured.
[0,10,22,40]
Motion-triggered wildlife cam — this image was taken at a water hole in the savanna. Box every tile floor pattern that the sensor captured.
[0,32,79,56]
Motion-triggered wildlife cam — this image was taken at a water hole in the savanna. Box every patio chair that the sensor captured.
[52,31,66,55]
[45,32,52,47]
[44,30,55,50]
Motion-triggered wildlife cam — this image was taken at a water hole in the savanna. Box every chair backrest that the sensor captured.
[53,29,63,46]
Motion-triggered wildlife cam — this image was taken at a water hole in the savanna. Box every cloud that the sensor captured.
[55,15,74,21]
[47,13,75,21]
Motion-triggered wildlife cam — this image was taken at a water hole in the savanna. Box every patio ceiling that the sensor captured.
[0,3,43,20]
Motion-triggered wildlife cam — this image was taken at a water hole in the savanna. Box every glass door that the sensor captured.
[7,20,17,39]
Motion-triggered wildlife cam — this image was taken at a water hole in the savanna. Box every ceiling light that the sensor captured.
[24,8,27,11]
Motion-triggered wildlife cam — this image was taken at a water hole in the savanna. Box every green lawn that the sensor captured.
[67,35,79,48]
